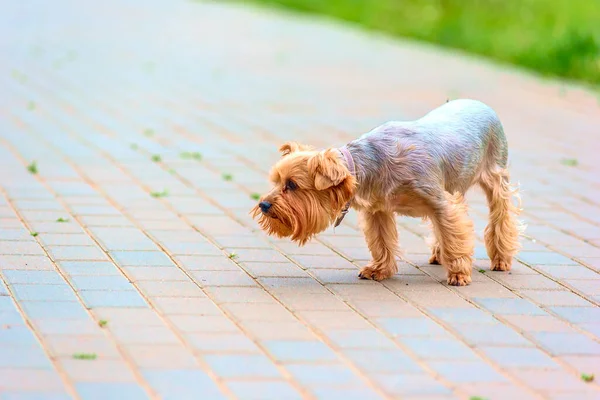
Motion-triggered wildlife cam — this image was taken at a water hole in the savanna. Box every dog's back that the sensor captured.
[417,99,508,169]
[416,99,508,193]
[355,99,508,195]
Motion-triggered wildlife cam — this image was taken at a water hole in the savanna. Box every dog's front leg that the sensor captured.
[358,210,398,281]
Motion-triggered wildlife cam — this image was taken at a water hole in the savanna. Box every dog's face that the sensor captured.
[251,142,356,245]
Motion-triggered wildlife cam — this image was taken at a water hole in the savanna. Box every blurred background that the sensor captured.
[250,0,600,86]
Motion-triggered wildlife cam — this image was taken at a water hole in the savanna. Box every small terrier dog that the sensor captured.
[252,99,522,285]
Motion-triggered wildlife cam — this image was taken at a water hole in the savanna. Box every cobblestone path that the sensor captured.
[1,1,600,399]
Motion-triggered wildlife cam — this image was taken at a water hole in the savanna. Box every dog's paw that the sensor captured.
[429,245,441,265]
[428,252,441,265]
[447,272,472,286]
[445,255,473,286]
[491,258,512,271]
[358,264,395,281]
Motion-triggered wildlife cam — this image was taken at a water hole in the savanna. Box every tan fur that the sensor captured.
[279,142,313,156]
[358,211,399,280]
[251,100,523,286]
[428,192,475,286]
[308,149,351,190]
[251,142,356,246]
[252,142,522,285]
[427,226,441,265]
[479,167,524,271]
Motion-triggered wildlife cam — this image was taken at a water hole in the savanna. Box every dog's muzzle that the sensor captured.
[258,201,279,219]
[259,201,272,214]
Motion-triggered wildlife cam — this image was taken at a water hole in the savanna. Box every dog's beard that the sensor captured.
[251,193,334,246]
[251,203,294,239]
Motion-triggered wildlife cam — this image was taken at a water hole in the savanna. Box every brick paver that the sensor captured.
[1,1,600,399]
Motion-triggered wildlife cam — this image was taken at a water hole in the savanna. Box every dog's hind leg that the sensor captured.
[429,192,475,286]
[358,210,399,281]
[479,167,523,271]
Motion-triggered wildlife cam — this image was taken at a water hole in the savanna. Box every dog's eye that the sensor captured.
[285,179,298,191]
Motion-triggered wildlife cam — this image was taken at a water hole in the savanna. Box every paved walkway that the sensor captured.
[1,1,600,399]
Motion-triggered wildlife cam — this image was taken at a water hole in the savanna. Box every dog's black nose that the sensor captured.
[259,201,272,213]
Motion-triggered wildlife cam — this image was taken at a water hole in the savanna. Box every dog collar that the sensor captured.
[334,146,355,228]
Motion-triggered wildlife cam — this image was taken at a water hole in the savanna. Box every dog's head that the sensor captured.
[251,142,356,245]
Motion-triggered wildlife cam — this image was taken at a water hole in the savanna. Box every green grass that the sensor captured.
[151,154,162,162]
[250,193,261,201]
[180,151,202,161]
[581,373,595,382]
[30,232,38,237]
[150,189,169,198]
[560,158,579,167]
[73,353,97,360]
[228,252,238,259]
[26,161,38,174]
[222,173,233,181]
[249,0,600,86]
[98,320,108,328]
[56,217,69,223]
[11,69,28,84]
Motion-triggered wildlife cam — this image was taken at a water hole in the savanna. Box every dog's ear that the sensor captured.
[279,142,312,157]
[308,149,351,190]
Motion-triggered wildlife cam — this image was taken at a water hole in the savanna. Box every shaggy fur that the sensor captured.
[252,99,523,285]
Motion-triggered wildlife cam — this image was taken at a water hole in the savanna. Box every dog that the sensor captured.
[251,99,522,285]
